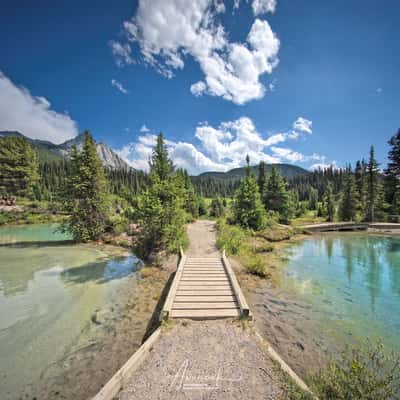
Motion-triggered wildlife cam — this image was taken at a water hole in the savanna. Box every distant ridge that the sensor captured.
[193,163,309,181]
[0,131,130,170]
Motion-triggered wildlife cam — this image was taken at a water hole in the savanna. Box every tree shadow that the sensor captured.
[0,240,75,248]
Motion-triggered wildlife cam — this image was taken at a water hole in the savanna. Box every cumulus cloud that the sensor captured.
[116,115,329,174]
[293,117,312,134]
[0,71,78,144]
[190,81,207,97]
[252,0,277,15]
[111,79,129,94]
[140,124,150,133]
[111,0,280,104]
[109,40,134,67]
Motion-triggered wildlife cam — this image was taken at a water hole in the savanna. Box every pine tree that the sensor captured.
[0,136,39,198]
[62,132,109,242]
[355,159,367,216]
[233,156,266,230]
[308,187,319,210]
[385,129,400,213]
[339,167,358,221]
[198,197,208,216]
[323,182,335,222]
[257,161,267,197]
[210,197,224,217]
[264,166,294,224]
[366,146,383,222]
[149,132,173,181]
[134,133,187,258]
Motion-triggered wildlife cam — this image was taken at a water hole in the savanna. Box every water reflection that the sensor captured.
[61,255,142,285]
[281,234,400,352]
[0,224,141,399]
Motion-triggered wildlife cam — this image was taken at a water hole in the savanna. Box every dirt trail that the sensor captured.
[118,220,286,400]
[186,220,220,257]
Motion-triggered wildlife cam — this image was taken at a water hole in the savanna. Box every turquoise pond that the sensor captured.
[0,224,141,399]
[280,233,400,352]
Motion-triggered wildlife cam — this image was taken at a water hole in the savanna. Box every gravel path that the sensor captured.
[118,220,286,400]
[186,220,220,257]
[119,320,284,400]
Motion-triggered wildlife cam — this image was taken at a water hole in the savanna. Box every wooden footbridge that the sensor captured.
[160,249,251,320]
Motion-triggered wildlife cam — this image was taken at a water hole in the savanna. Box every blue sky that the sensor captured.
[0,0,399,174]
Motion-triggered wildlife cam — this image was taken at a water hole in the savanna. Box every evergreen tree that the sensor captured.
[62,132,109,242]
[257,161,267,197]
[323,182,335,222]
[233,156,266,230]
[264,166,294,224]
[210,197,225,217]
[339,167,358,221]
[0,136,39,198]
[385,129,400,212]
[134,133,187,258]
[149,132,173,181]
[355,159,367,216]
[177,168,199,218]
[198,197,208,216]
[308,187,319,210]
[366,146,383,222]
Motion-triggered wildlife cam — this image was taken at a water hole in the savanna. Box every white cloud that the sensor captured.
[0,71,78,144]
[190,81,207,97]
[271,146,306,162]
[112,0,280,104]
[293,117,312,134]
[252,0,277,15]
[140,124,150,133]
[116,115,331,174]
[109,40,134,67]
[271,147,324,163]
[111,79,129,94]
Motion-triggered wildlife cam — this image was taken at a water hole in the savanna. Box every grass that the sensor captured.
[0,198,66,226]
[215,216,313,281]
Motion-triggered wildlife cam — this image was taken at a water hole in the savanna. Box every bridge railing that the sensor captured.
[159,247,186,321]
[222,248,252,319]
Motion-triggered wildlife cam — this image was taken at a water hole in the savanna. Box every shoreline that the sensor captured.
[235,228,400,381]
[0,223,177,400]
[33,260,174,400]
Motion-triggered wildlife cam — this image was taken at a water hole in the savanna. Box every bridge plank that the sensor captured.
[170,309,240,318]
[175,295,236,302]
[176,290,232,296]
[172,302,238,309]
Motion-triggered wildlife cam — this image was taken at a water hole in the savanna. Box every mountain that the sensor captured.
[0,131,130,169]
[193,163,309,182]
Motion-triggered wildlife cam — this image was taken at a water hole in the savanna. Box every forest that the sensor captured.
[1,128,400,252]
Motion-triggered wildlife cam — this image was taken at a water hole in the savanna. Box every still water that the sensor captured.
[281,234,400,352]
[0,224,141,398]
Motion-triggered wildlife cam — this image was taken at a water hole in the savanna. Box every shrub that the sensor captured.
[242,253,267,277]
[311,340,400,400]
[254,242,274,253]
[216,220,246,255]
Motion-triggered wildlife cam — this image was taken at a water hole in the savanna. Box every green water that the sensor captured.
[0,223,72,244]
[0,224,141,399]
[281,234,400,352]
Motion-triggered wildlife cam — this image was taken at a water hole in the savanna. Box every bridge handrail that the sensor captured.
[160,247,186,321]
[222,248,251,318]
